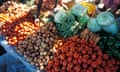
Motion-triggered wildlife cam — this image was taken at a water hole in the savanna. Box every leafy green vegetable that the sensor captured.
[78,14,89,24]
[98,32,120,59]
[54,10,86,38]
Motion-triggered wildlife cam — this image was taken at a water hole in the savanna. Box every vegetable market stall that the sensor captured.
[0,0,120,72]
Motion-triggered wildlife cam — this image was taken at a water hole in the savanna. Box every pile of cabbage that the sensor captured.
[54,3,119,38]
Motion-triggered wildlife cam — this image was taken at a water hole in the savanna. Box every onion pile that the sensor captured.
[46,36,120,72]
[16,22,59,70]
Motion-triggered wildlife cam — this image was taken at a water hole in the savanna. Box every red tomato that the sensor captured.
[68,56,72,62]
[91,61,98,68]
[103,54,109,60]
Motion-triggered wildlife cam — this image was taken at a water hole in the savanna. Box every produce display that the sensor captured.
[98,32,120,59]
[46,36,120,72]
[0,1,39,46]
[54,4,89,38]
[0,1,31,21]
[0,0,120,72]
[0,18,40,46]
[80,29,100,44]
[87,18,102,32]
[54,10,79,38]
[16,22,59,70]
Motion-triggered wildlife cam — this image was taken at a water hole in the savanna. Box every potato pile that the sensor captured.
[16,22,59,70]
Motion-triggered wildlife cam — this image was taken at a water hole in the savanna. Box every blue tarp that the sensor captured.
[0,35,40,72]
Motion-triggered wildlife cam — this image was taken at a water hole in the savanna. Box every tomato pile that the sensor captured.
[46,36,120,72]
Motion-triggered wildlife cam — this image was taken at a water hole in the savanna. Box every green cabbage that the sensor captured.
[96,12,115,26]
[54,10,68,24]
[71,4,87,17]
[103,23,118,34]
[87,18,101,32]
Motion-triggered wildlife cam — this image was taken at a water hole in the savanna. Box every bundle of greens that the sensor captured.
[98,31,120,59]
[55,10,80,38]
[54,4,89,38]
[87,11,118,34]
